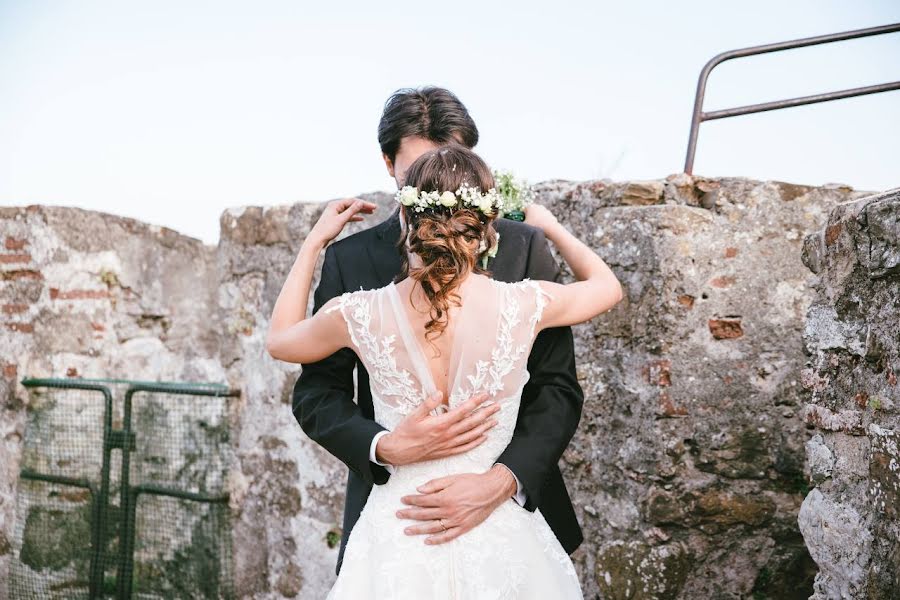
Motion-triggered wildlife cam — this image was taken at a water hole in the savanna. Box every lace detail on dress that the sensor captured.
[522,279,552,336]
[449,279,552,407]
[325,290,423,412]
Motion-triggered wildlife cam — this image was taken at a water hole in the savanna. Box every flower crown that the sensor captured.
[395,183,504,217]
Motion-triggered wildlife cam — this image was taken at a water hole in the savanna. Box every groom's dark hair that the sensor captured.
[378,86,479,162]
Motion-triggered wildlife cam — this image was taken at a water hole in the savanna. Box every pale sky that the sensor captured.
[1,1,898,245]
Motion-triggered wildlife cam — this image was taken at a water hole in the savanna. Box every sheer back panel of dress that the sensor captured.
[326,276,551,441]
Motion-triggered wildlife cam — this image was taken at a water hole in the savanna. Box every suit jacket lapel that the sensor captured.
[368,210,403,286]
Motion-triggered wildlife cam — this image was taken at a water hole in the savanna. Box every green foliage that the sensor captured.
[325,528,341,549]
[493,169,535,213]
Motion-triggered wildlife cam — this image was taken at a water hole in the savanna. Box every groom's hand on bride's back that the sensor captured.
[375,392,501,466]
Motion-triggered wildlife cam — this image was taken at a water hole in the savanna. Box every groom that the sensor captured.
[292,86,585,574]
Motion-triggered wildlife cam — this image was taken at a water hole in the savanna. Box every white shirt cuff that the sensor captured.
[368,434,523,502]
[496,463,527,507]
[369,430,395,474]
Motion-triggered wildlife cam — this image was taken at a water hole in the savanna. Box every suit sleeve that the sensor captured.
[495,228,584,511]
[291,243,391,486]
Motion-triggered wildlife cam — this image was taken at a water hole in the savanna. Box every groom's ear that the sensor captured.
[382,153,395,178]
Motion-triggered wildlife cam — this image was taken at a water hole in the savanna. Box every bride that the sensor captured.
[267,145,623,598]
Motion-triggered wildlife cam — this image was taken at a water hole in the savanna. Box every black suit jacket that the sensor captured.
[292,210,585,575]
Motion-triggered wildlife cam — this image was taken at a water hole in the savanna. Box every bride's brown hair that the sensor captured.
[394,144,498,345]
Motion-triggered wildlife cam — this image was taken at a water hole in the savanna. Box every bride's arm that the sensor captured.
[266,198,377,364]
[524,204,624,329]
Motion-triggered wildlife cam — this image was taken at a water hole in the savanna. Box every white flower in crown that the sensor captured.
[438,191,457,207]
[478,192,497,215]
[398,186,419,206]
[394,183,503,217]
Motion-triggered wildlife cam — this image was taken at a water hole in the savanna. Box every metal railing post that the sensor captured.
[685,22,900,174]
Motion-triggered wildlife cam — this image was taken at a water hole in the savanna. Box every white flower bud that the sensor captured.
[398,186,418,206]
[439,191,458,207]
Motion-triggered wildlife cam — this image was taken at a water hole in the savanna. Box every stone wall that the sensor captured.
[797,187,900,599]
[534,176,872,599]
[1,174,890,599]
[0,205,230,599]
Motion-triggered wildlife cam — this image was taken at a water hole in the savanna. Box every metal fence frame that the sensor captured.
[14,377,240,600]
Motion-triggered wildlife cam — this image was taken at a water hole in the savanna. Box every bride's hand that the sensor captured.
[524,203,560,236]
[308,198,377,248]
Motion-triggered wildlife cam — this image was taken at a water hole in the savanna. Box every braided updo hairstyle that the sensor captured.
[395,144,498,345]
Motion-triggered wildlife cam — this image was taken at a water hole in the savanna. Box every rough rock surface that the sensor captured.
[0,205,228,599]
[1,175,889,599]
[534,176,873,599]
[797,186,900,600]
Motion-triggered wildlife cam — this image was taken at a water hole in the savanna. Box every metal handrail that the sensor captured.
[684,22,900,174]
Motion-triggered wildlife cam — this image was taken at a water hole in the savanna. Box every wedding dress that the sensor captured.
[323,274,583,599]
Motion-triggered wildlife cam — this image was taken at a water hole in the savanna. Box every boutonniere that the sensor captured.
[478,169,534,269]
[493,169,536,222]
[478,170,534,269]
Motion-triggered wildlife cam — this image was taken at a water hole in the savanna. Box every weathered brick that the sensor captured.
[709,275,737,288]
[676,294,694,309]
[709,318,743,339]
[49,288,110,300]
[0,253,30,264]
[824,222,841,246]
[5,236,27,250]
[0,269,42,281]
[1,303,28,314]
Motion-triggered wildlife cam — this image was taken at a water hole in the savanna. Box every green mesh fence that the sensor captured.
[8,378,240,600]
